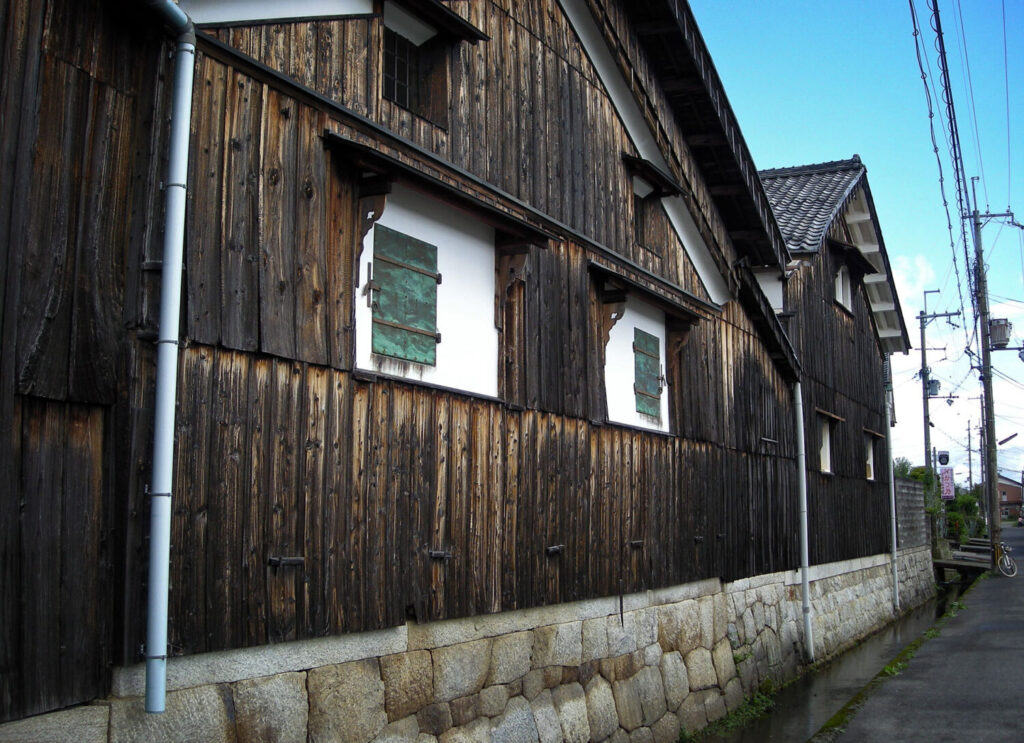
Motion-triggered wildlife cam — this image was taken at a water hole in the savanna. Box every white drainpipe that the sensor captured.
[886,374,900,613]
[794,381,814,662]
[143,0,195,714]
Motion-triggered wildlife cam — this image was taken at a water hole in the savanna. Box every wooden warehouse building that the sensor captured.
[0,0,925,737]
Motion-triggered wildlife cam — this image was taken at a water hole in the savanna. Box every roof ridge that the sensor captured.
[758,155,863,179]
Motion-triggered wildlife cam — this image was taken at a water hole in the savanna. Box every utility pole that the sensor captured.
[966,420,973,491]
[919,290,959,494]
[969,178,1013,554]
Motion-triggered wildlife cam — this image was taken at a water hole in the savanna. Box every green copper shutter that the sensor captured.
[633,328,661,417]
[372,224,440,365]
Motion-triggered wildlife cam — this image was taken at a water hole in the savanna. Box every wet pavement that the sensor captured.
[703,596,944,743]
[836,525,1024,742]
[704,525,1024,742]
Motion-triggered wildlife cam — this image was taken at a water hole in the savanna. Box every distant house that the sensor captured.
[997,473,1023,518]
[1,1,931,739]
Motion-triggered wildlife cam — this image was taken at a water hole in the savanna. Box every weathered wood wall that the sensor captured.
[153,342,796,657]
[205,1,715,302]
[786,221,893,565]
[1,0,891,724]
[0,0,166,722]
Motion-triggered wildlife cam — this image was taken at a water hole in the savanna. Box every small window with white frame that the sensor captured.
[865,434,875,480]
[835,265,852,311]
[819,415,833,474]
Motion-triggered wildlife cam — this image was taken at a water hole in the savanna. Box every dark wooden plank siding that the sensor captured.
[1,0,899,724]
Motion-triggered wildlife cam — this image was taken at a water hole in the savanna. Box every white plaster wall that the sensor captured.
[753,268,785,313]
[604,296,670,432]
[355,184,498,397]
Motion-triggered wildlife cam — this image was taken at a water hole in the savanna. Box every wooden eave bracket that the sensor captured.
[587,260,712,326]
[815,408,846,423]
[828,239,876,281]
[387,0,489,43]
[324,131,553,247]
[622,152,686,199]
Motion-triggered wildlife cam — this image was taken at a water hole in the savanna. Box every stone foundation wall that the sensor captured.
[0,547,934,743]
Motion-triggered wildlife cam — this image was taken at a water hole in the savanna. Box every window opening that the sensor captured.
[835,265,852,310]
[819,416,832,473]
[383,27,419,111]
[865,434,875,480]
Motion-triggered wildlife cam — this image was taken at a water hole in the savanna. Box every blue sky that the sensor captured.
[689,0,1024,485]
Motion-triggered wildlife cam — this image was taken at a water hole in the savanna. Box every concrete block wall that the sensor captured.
[0,547,934,743]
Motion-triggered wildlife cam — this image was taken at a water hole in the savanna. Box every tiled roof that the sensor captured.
[758,157,865,252]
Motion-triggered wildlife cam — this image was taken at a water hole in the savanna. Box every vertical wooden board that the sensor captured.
[16,59,83,400]
[364,18,380,121]
[258,86,298,360]
[523,253,541,409]
[186,54,227,346]
[561,417,581,600]
[407,388,436,621]
[221,69,261,352]
[122,50,169,338]
[266,360,303,643]
[499,17,517,197]
[387,383,413,622]
[316,21,345,103]
[241,356,270,646]
[501,410,520,609]
[486,403,504,613]
[449,34,471,173]
[289,22,317,90]
[557,57,572,225]
[347,381,371,630]
[18,398,64,714]
[365,382,392,628]
[542,44,560,221]
[530,32,547,212]
[68,81,132,404]
[485,7,504,185]
[343,19,367,117]
[325,155,354,369]
[0,396,24,720]
[294,104,329,365]
[59,404,105,703]
[301,365,329,637]
[469,12,488,179]
[261,23,290,91]
[541,414,560,604]
[205,350,249,649]
[515,23,532,203]
[313,369,348,634]
[447,399,471,617]
[170,346,214,655]
[429,393,451,620]
[468,402,491,614]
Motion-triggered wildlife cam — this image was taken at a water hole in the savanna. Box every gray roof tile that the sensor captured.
[759,157,865,252]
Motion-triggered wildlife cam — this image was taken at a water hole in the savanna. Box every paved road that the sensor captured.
[837,524,1024,742]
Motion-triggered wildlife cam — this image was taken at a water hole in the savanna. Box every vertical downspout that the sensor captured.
[143,0,195,714]
[886,364,900,612]
[794,381,814,662]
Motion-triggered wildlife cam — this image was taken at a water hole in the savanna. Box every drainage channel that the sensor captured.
[702,587,959,743]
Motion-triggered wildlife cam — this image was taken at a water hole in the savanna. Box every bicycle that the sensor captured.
[997,541,1018,577]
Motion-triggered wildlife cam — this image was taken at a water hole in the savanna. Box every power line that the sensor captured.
[909,0,973,355]
[1002,0,1012,208]
[951,0,988,208]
